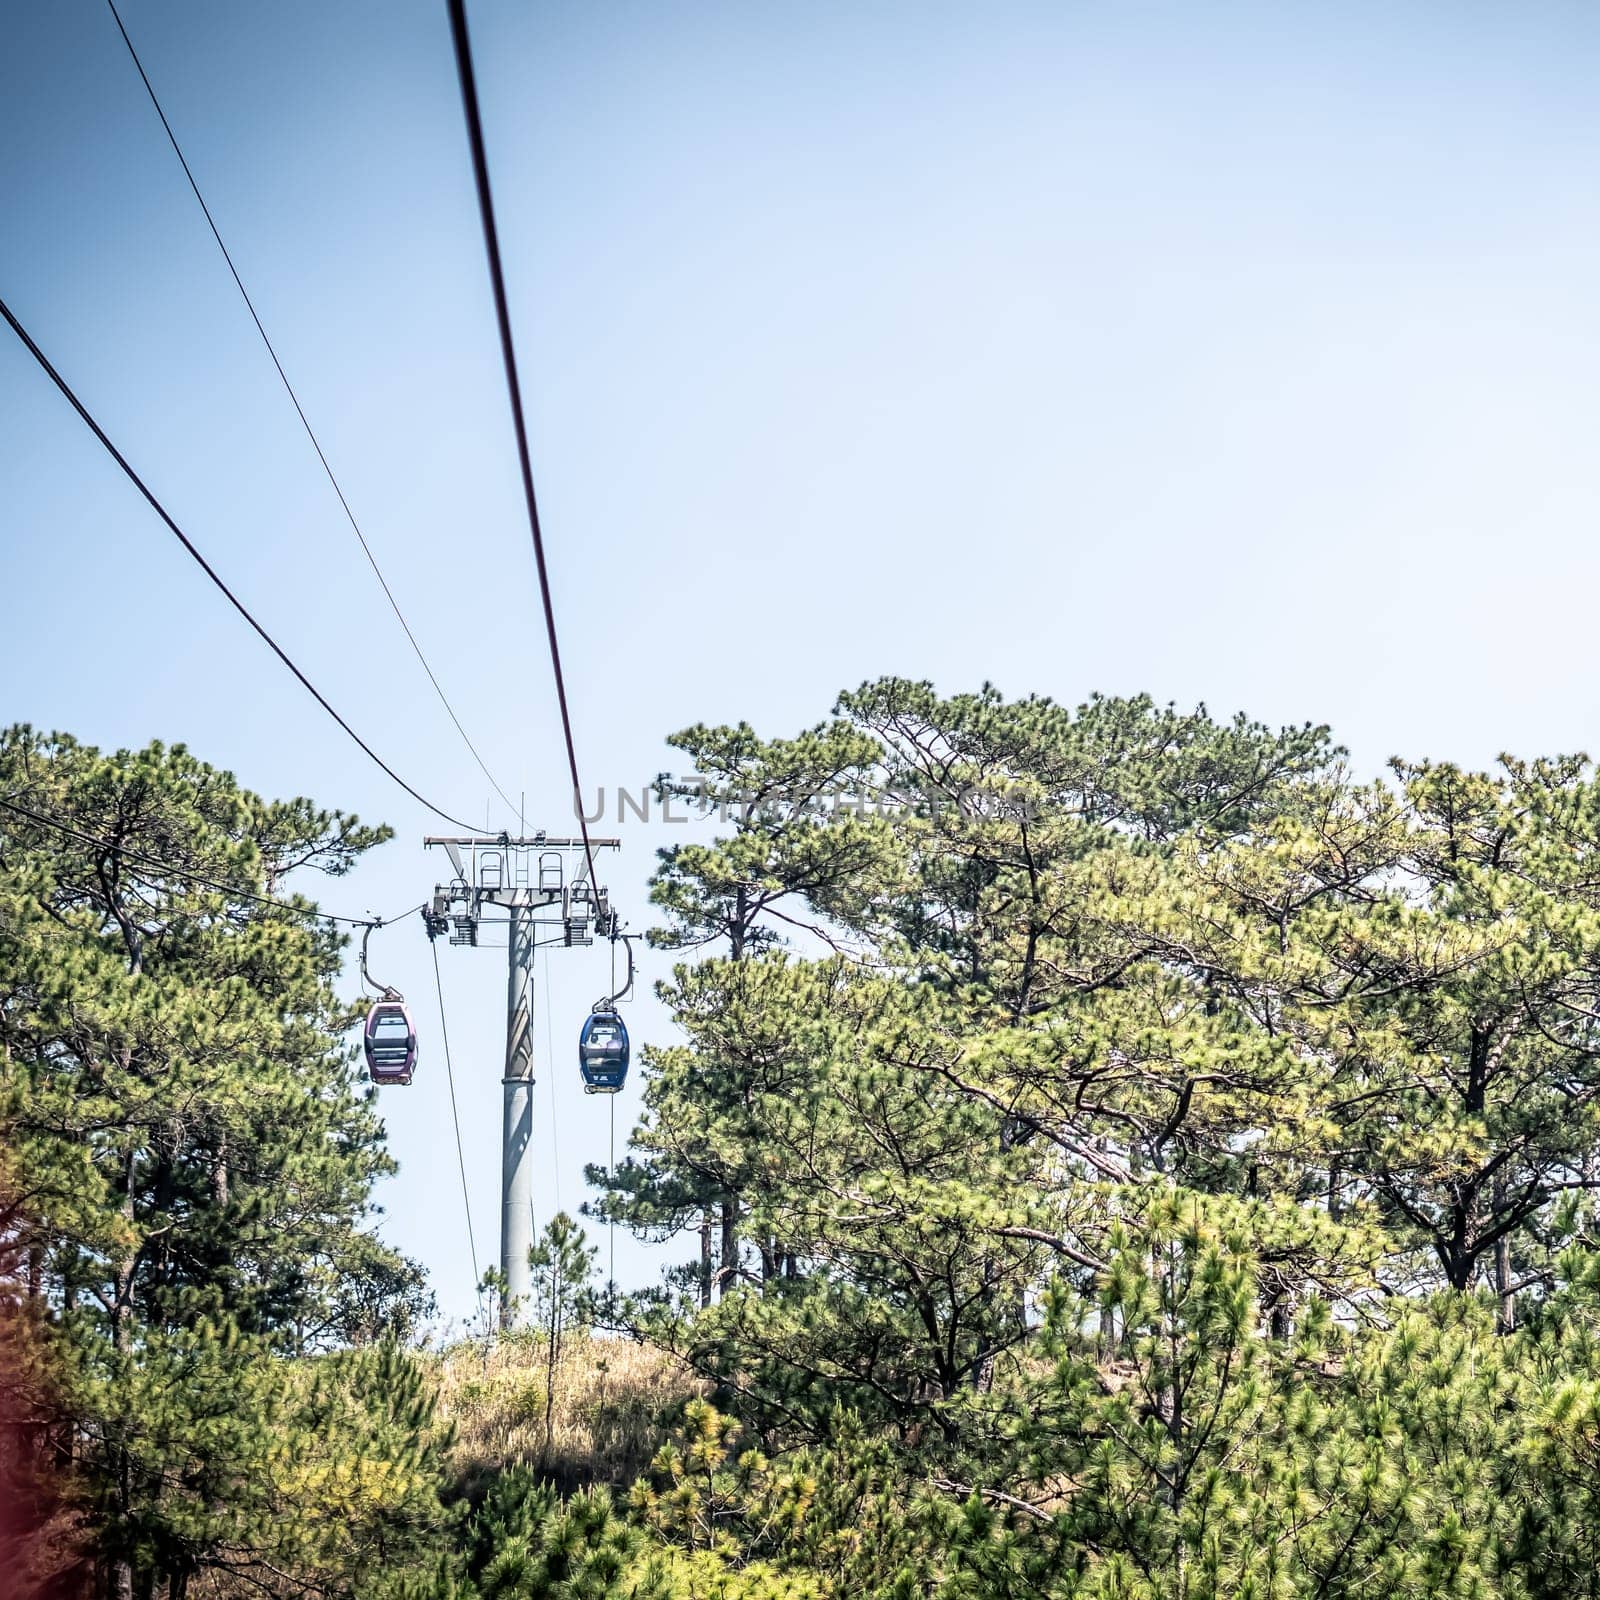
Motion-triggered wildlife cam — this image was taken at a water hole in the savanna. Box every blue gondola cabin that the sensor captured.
[579,1010,629,1094]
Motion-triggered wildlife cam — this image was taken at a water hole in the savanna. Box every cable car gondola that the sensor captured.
[365,998,417,1085]
[579,933,634,1094]
[578,1009,629,1094]
[360,921,417,1086]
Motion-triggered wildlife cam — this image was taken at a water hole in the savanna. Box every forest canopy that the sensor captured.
[597,680,1600,1596]
[11,685,1600,1600]
[0,727,444,1600]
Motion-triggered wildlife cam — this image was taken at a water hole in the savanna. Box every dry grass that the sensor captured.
[429,1330,705,1496]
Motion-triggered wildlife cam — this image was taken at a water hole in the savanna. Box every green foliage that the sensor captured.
[530,1214,599,1341]
[0,728,438,1597]
[590,681,1600,1598]
[529,1213,599,1465]
[630,1398,814,1560]
[468,1481,641,1600]
[26,684,1600,1600]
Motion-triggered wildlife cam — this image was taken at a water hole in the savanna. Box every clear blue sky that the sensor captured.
[5,0,1600,1329]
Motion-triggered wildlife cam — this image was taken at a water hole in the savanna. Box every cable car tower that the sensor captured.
[424,831,620,1328]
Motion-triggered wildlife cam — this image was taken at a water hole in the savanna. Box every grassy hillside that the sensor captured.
[430,1331,703,1498]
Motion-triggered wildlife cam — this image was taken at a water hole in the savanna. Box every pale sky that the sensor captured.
[5,0,1600,1328]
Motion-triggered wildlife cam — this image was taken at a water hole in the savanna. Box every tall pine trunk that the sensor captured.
[110,1144,137,1600]
[1494,1178,1516,1334]
[699,1214,713,1309]
[718,1198,738,1298]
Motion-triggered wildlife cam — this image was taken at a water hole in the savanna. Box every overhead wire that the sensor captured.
[444,0,601,894]
[103,0,520,824]
[439,0,636,1317]
[0,294,483,833]
[431,939,487,1337]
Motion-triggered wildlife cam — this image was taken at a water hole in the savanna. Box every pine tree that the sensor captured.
[593,680,1600,1597]
[0,727,442,1598]
[528,1213,598,1467]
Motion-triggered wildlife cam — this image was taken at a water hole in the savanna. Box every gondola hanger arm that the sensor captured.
[360,919,403,1000]
[594,930,636,1012]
